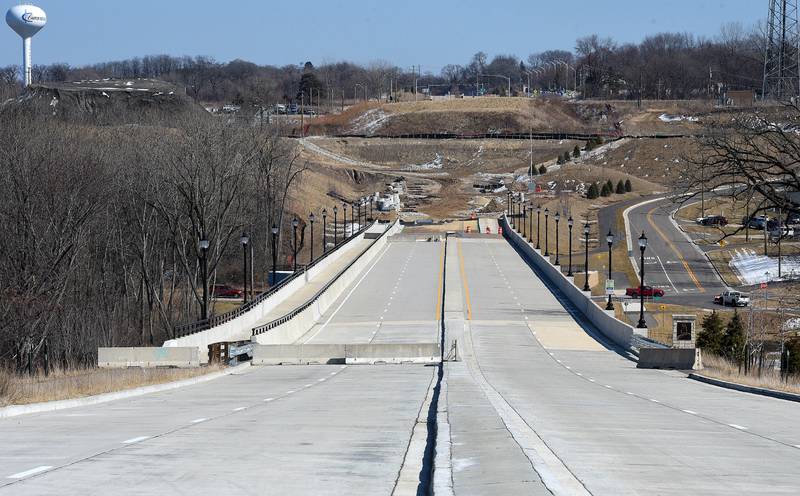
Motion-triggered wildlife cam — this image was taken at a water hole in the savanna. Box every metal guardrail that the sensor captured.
[252,220,396,337]
[172,222,376,339]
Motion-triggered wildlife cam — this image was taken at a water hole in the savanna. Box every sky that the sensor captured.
[1,0,765,73]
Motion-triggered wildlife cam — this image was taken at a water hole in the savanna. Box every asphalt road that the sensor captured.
[626,197,728,307]
[442,237,800,495]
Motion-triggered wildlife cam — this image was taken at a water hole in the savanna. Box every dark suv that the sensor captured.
[699,215,728,226]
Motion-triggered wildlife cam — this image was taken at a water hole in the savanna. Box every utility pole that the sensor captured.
[763,0,800,100]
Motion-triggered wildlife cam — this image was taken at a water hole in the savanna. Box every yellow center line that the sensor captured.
[458,239,473,321]
[435,240,446,320]
[646,206,705,293]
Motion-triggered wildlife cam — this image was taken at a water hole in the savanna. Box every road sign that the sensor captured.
[605,279,615,295]
[659,304,666,311]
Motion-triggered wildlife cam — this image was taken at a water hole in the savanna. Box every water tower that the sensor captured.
[5,4,47,87]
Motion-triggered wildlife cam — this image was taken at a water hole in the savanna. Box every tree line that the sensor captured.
[0,109,305,372]
[0,24,765,105]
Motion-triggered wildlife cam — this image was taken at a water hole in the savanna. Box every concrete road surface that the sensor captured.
[297,238,443,345]
[0,362,434,495]
[442,237,800,495]
[627,198,727,306]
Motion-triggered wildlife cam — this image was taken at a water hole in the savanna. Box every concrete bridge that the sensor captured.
[1,217,799,495]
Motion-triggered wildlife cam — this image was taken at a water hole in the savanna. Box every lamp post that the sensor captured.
[309,213,316,263]
[271,224,278,287]
[583,223,590,291]
[554,211,561,266]
[322,209,328,252]
[199,236,209,320]
[522,205,527,239]
[606,230,614,310]
[567,216,574,276]
[240,232,249,304]
[342,202,348,239]
[292,217,299,272]
[544,208,550,256]
[333,206,339,246]
[528,204,533,243]
[637,231,648,329]
[351,202,356,234]
[536,205,541,249]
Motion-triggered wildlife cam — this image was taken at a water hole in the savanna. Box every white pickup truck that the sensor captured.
[714,291,750,307]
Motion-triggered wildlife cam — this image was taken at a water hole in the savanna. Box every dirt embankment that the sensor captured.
[1,79,209,125]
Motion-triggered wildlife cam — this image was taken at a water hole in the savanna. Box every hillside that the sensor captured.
[1,79,209,125]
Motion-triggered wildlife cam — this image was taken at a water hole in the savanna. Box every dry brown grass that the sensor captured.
[0,366,221,406]
[700,353,800,395]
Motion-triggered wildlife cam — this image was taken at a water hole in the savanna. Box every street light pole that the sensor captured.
[292,217,299,272]
[567,216,574,276]
[522,205,527,239]
[271,224,278,287]
[528,204,533,243]
[322,209,328,252]
[536,205,541,250]
[583,223,590,291]
[343,202,348,239]
[199,236,209,321]
[333,206,339,246]
[240,232,249,304]
[606,230,615,311]
[309,213,316,263]
[637,231,648,329]
[554,212,561,266]
[544,208,550,257]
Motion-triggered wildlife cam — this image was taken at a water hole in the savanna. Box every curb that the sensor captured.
[0,363,250,419]
[688,372,800,403]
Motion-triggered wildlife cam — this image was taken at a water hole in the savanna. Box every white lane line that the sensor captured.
[556,359,562,363]
[286,390,296,394]
[682,409,698,415]
[122,436,149,444]
[191,418,208,424]
[318,378,326,382]
[650,399,660,403]
[233,407,247,412]
[626,392,635,395]
[304,384,313,388]
[604,385,613,389]
[655,254,678,292]
[264,398,275,402]
[575,373,583,377]
[565,366,572,370]
[729,424,748,430]
[7,466,53,479]
[588,378,596,383]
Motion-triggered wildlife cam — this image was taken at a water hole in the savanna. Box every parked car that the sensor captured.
[714,290,750,307]
[212,284,243,299]
[696,215,728,226]
[288,103,299,114]
[626,286,665,298]
[745,215,769,229]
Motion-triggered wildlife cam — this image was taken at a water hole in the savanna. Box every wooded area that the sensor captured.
[0,109,305,371]
[0,25,764,104]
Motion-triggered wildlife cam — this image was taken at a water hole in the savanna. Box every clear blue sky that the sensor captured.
[1,0,764,73]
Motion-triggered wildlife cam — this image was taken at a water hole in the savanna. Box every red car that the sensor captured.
[626,286,665,298]
[212,284,243,298]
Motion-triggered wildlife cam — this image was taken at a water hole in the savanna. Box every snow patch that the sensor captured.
[730,248,800,284]
[349,109,391,135]
[406,153,443,171]
[659,113,699,123]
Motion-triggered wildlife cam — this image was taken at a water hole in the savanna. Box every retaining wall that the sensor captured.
[163,223,382,360]
[252,342,440,365]
[252,220,403,345]
[638,348,702,370]
[98,347,200,368]
[500,215,639,351]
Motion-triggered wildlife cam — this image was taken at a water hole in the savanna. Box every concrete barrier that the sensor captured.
[638,348,702,370]
[500,215,639,351]
[163,222,385,361]
[251,342,440,365]
[252,220,403,345]
[98,347,200,368]
[252,344,346,365]
[346,343,441,365]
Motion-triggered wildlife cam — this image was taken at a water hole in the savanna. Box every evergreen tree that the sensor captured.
[539,164,547,175]
[600,183,611,197]
[557,155,565,165]
[722,311,746,364]
[697,311,724,355]
[584,140,595,152]
[563,151,571,163]
[616,180,626,194]
[573,145,581,158]
[786,339,800,374]
[606,179,614,192]
[587,182,599,199]
[625,179,632,192]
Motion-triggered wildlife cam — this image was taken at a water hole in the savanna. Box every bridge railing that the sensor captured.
[172,222,375,339]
